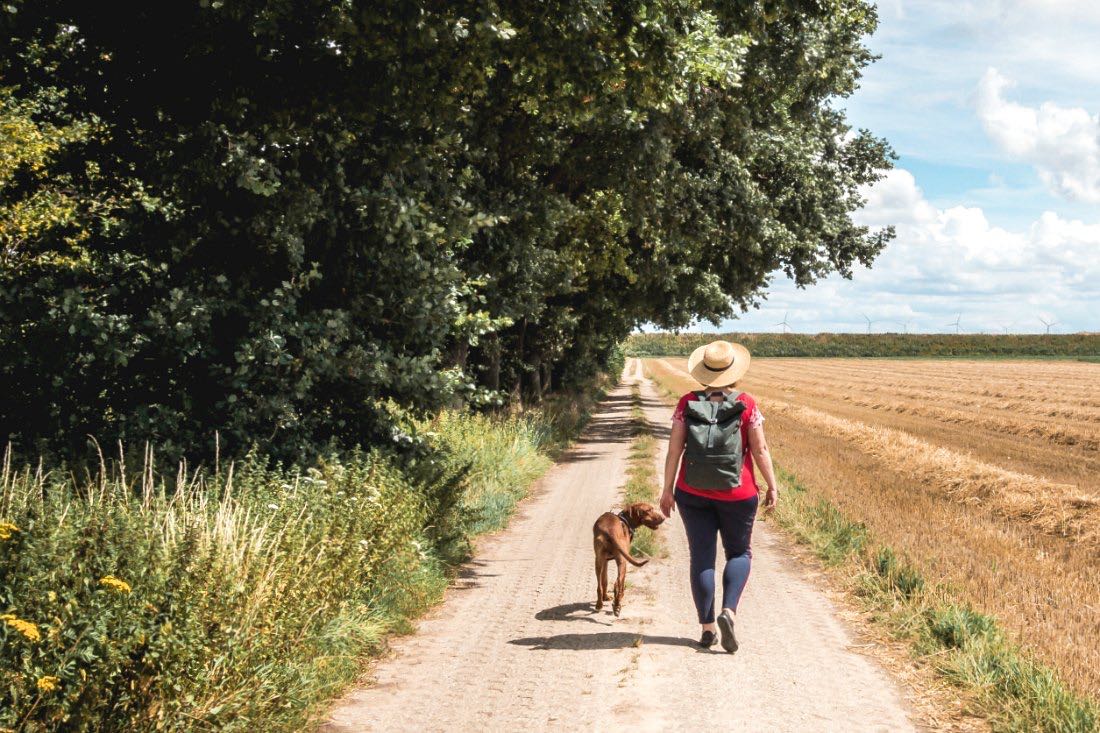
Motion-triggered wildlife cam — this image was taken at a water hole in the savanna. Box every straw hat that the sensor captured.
[687,340,751,388]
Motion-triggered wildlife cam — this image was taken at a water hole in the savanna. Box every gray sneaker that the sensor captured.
[716,610,738,653]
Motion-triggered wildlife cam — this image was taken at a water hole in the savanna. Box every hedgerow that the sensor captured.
[625,332,1100,359]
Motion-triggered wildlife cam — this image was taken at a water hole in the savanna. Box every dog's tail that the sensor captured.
[608,531,649,567]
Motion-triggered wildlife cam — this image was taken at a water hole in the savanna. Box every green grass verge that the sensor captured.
[772,467,1099,732]
[621,384,664,559]
[0,390,602,732]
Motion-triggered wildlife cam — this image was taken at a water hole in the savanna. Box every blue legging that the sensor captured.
[675,489,758,624]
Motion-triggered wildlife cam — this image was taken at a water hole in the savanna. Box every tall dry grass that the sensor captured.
[645,358,1100,705]
[0,398,589,732]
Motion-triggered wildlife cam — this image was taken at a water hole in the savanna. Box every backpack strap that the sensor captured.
[698,389,744,407]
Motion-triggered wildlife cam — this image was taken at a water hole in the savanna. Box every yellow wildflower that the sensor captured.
[0,521,17,540]
[2,615,41,642]
[36,675,60,693]
[98,575,132,594]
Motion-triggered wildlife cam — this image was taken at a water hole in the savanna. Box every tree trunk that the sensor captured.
[486,334,501,392]
[513,319,527,407]
[528,357,542,404]
[450,340,469,370]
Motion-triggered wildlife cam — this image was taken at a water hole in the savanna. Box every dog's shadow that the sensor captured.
[534,602,611,625]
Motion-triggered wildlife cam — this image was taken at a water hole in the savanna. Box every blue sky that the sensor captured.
[713,0,1100,334]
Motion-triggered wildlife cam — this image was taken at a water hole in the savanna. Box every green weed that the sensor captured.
[771,467,1098,732]
[621,385,664,559]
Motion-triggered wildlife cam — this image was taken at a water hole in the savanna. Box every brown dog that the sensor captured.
[593,502,665,616]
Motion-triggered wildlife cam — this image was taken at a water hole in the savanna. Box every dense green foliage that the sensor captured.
[0,399,592,732]
[626,332,1100,358]
[1,1,892,460]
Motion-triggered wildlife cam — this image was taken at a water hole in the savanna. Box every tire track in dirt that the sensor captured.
[321,362,917,732]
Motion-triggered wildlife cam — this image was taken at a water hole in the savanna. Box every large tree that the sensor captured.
[0,1,892,459]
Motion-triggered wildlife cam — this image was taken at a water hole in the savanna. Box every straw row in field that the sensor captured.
[755,380,1099,451]
[754,359,1100,399]
[752,360,1100,401]
[749,364,1100,420]
[648,359,1100,547]
[767,377,1100,425]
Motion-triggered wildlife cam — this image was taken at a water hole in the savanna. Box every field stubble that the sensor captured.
[646,357,1100,701]
[746,359,1100,496]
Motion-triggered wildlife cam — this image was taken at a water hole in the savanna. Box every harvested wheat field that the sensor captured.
[646,357,1100,700]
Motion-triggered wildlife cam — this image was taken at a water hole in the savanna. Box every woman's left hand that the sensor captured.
[764,487,779,511]
[659,487,675,517]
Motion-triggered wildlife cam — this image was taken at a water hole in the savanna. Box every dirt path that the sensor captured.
[322,360,918,732]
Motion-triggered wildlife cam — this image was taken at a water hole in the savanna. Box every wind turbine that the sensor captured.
[860,313,876,334]
[773,311,792,334]
[895,320,911,334]
[1039,317,1058,335]
[946,314,961,334]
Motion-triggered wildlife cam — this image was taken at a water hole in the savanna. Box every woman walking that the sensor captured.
[658,340,779,652]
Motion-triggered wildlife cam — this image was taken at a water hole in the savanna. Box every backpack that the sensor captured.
[681,391,747,490]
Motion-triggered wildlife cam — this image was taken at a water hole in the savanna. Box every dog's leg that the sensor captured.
[600,556,611,601]
[613,558,627,617]
[595,553,606,611]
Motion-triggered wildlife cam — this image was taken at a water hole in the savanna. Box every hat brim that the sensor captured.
[686,342,751,388]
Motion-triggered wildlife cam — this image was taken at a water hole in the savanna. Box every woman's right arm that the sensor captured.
[660,420,686,517]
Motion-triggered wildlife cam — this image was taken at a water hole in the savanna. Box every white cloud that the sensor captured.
[718,168,1100,333]
[975,68,1100,202]
[706,5,1100,334]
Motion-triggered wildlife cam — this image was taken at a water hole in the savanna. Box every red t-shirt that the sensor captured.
[672,391,763,502]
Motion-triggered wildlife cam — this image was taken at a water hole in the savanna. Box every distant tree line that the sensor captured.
[1,1,892,460]
[626,332,1100,358]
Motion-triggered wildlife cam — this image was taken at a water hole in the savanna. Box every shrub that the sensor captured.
[0,449,435,731]
[0,399,576,732]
